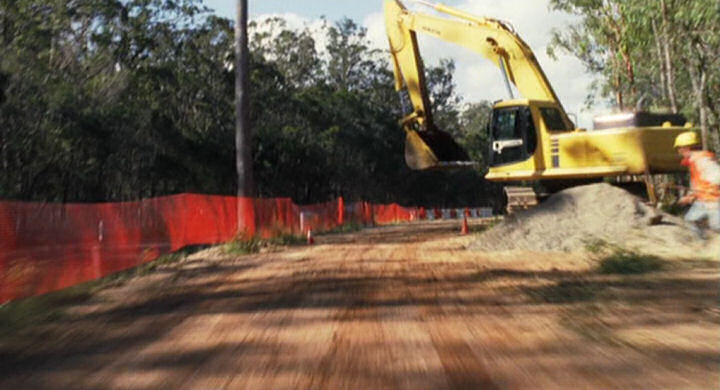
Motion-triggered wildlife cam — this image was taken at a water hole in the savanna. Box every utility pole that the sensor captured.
[236,0,256,235]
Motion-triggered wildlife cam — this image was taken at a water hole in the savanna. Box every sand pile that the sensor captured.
[473,183,716,258]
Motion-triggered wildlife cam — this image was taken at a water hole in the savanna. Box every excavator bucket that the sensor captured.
[405,128,475,170]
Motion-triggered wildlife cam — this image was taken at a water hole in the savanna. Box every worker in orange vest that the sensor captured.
[675,131,720,237]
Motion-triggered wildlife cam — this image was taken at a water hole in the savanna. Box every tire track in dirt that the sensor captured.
[412,251,501,389]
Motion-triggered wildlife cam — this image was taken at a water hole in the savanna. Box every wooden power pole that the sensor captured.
[236,0,255,235]
[236,0,254,197]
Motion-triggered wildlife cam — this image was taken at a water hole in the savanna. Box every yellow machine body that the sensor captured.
[485,101,687,181]
[384,0,690,181]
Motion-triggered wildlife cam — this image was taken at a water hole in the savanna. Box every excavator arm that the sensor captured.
[385,0,689,206]
[384,0,572,169]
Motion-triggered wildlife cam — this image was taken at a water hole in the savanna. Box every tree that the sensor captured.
[458,101,493,170]
[549,0,639,110]
[249,18,322,88]
[0,3,497,209]
[549,0,720,151]
[325,18,384,92]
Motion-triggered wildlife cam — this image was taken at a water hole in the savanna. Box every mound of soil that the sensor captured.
[473,183,714,257]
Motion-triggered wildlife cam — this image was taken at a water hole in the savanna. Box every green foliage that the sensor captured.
[549,0,720,149]
[0,0,234,201]
[583,237,611,254]
[0,247,193,338]
[458,101,493,171]
[270,234,307,246]
[597,250,664,275]
[0,1,497,208]
[223,238,264,255]
[223,234,305,255]
[320,222,365,235]
[583,238,664,274]
[0,282,96,338]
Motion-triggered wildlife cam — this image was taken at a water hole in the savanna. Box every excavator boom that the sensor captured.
[384,0,572,169]
[385,0,688,197]
[386,0,565,103]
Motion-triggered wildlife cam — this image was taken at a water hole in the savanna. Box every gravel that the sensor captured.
[472,183,710,256]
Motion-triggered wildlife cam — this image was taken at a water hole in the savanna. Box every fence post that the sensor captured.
[338,196,345,226]
[238,197,256,239]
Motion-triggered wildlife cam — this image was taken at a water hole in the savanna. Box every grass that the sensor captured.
[522,239,665,307]
[521,239,672,347]
[0,247,198,339]
[223,238,265,255]
[2,222,371,343]
[597,250,664,275]
[0,281,98,339]
[467,219,496,234]
[223,222,370,256]
[583,238,610,255]
[223,234,306,255]
[318,222,365,235]
[583,238,665,275]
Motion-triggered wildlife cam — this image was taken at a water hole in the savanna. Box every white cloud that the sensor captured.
[256,2,608,128]
[363,12,388,54]
[363,0,607,128]
[251,13,331,60]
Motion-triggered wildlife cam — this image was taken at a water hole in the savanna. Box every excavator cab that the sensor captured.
[488,105,537,168]
[386,0,689,190]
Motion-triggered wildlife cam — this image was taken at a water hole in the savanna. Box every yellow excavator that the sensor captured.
[384,0,691,205]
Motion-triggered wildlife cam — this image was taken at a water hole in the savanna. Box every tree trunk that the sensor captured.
[700,101,709,151]
[604,5,635,105]
[706,97,720,151]
[651,19,668,105]
[660,0,679,113]
[688,60,708,150]
[614,68,624,111]
[607,39,624,111]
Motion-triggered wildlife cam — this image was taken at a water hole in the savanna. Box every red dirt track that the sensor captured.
[1,221,719,389]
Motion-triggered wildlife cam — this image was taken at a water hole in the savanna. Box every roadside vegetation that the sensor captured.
[549,0,720,149]
[0,0,497,208]
[584,238,665,274]
[0,248,198,339]
[223,234,307,255]
[519,238,684,344]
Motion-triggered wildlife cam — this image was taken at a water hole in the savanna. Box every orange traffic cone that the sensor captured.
[460,216,469,235]
[307,228,315,245]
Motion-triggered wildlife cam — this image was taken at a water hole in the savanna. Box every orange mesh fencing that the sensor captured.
[0,195,241,303]
[0,194,469,303]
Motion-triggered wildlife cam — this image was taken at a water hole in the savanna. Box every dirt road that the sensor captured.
[1,221,719,389]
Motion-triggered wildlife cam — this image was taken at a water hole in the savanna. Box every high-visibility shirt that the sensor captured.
[682,151,720,202]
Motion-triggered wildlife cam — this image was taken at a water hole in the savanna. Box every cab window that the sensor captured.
[540,107,570,131]
[489,107,538,167]
[492,109,519,140]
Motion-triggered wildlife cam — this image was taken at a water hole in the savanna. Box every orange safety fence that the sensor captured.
[0,194,427,303]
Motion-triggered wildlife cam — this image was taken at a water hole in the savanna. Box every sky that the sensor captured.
[205,1,378,21]
[203,1,605,128]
